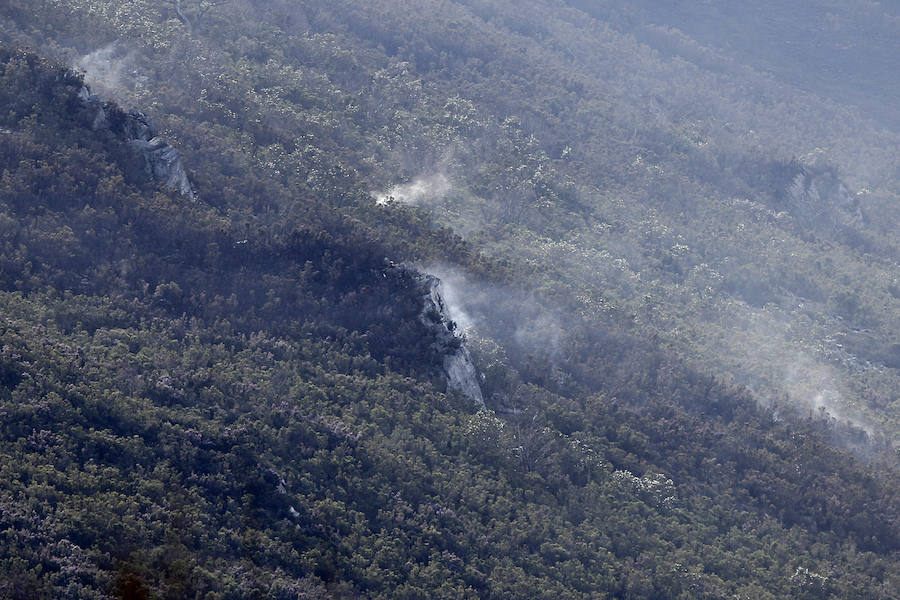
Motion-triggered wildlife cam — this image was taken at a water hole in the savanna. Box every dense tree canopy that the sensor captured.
[0,1,899,598]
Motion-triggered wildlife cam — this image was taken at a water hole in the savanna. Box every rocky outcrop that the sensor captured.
[78,86,195,200]
[419,274,485,409]
[782,164,862,229]
[129,136,195,198]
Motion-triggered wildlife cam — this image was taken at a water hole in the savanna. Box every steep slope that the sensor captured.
[6,0,895,440]
[1,3,899,599]
[579,0,900,130]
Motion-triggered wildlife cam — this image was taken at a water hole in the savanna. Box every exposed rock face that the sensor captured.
[419,274,485,409]
[78,86,195,200]
[783,164,862,229]
[129,137,195,198]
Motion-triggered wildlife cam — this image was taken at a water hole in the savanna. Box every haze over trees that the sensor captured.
[0,1,898,598]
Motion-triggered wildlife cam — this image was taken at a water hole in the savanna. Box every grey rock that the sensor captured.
[78,85,195,200]
[784,165,862,229]
[419,274,485,409]
[123,109,154,142]
[129,137,195,198]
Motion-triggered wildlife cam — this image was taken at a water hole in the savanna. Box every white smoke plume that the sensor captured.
[77,42,141,97]
[781,352,872,434]
[513,311,564,361]
[707,303,875,436]
[373,172,452,206]
[424,265,478,333]
[424,264,567,363]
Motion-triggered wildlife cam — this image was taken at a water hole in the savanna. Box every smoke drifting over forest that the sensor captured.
[2,1,900,597]
[77,42,141,97]
[373,173,452,206]
[426,264,568,369]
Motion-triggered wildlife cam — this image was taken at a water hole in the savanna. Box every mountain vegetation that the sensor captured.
[0,1,898,598]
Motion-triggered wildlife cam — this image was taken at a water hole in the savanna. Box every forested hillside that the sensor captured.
[1,1,898,598]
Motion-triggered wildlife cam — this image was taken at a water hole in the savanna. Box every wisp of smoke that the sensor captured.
[77,42,139,97]
[424,264,567,364]
[781,354,872,433]
[373,173,452,206]
[424,265,478,333]
[514,311,564,361]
